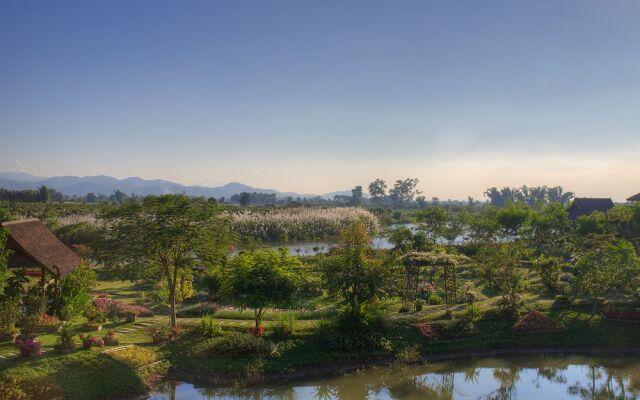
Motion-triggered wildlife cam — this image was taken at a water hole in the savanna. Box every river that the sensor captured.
[148,354,640,399]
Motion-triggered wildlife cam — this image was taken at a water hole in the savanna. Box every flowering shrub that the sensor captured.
[84,305,107,324]
[71,243,90,257]
[602,310,640,321]
[15,337,42,357]
[38,313,61,326]
[232,207,379,242]
[513,310,563,333]
[79,334,104,349]
[103,330,120,346]
[149,326,182,344]
[414,323,437,340]
[93,297,154,318]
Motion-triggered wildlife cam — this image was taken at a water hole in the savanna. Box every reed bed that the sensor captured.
[232,207,379,242]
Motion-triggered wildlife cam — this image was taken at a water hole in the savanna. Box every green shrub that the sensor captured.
[0,295,23,335]
[395,345,421,365]
[463,304,481,324]
[428,293,443,305]
[84,304,107,324]
[315,305,389,351]
[414,299,424,311]
[271,312,296,339]
[198,332,278,357]
[200,314,224,338]
[24,287,47,318]
[108,346,158,368]
[54,326,76,352]
[244,357,266,383]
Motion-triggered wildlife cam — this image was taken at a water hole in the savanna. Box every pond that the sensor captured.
[265,223,467,256]
[148,354,640,399]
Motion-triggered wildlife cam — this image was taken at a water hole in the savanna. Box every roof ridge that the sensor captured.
[1,218,41,226]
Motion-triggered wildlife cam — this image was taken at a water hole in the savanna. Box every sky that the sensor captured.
[1,0,639,200]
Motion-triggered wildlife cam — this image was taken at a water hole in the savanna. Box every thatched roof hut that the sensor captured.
[1,219,81,280]
[567,198,614,220]
[627,193,640,202]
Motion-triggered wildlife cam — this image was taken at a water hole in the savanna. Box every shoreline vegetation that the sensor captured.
[1,185,639,400]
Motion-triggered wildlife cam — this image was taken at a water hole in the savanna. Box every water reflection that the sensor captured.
[149,355,640,400]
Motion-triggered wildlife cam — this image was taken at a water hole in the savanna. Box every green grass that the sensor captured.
[3,277,639,399]
[0,349,152,400]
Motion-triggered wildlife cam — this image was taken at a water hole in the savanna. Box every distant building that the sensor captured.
[568,198,615,220]
[1,219,82,285]
[627,193,640,202]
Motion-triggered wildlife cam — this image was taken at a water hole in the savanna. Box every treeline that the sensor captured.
[0,187,145,204]
[0,181,578,210]
[483,186,574,207]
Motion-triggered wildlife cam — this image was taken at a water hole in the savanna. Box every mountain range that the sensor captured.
[0,172,352,200]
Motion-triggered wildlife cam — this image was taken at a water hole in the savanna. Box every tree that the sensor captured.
[98,195,233,328]
[219,250,301,332]
[477,243,529,318]
[350,185,363,206]
[322,222,391,313]
[495,202,530,240]
[416,207,447,242]
[526,203,572,258]
[37,185,51,203]
[368,179,387,205]
[85,192,97,203]
[238,192,251,207]
[389,178,421,207]
[385,226,414,253]
[573,238,640,313]
[111,189,127,204]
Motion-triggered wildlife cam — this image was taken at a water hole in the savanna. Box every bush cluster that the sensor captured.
[197,332,278,357]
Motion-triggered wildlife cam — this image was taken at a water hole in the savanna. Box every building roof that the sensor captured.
[627,193,640,202]
[568,198,615,220]
[1,219,82,278]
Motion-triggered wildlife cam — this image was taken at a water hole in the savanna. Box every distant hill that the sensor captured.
[0,172,343,200]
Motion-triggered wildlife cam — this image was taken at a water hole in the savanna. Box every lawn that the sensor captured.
[2,278,639,399]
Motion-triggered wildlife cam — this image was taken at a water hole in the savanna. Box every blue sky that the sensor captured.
[1,0,638,199]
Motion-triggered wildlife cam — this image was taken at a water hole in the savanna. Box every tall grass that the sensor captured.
[232,207,379,242]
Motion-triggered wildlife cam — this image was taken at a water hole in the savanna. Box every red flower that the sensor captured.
[249,326,265,337]
[414,323,437,340]
[513,311,563,333]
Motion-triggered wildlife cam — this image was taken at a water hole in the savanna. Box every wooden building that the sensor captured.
[567,198,614,220]
[627,193,640,202]
[1,219,82,285]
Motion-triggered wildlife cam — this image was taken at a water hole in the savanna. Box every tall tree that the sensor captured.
[219,250,302,332]
[573,238,640,313]
[238,192,251,207]
[368,179,387,205]
[322,222,391,313]
[389,178,421,207]
[350,185,363,206]
[98,195,233,328]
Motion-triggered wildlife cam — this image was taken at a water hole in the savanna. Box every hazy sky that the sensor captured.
[1,1,639,200]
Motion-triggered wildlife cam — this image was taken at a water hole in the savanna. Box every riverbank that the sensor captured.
[2,307,639,399]
[159,307,640,388]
